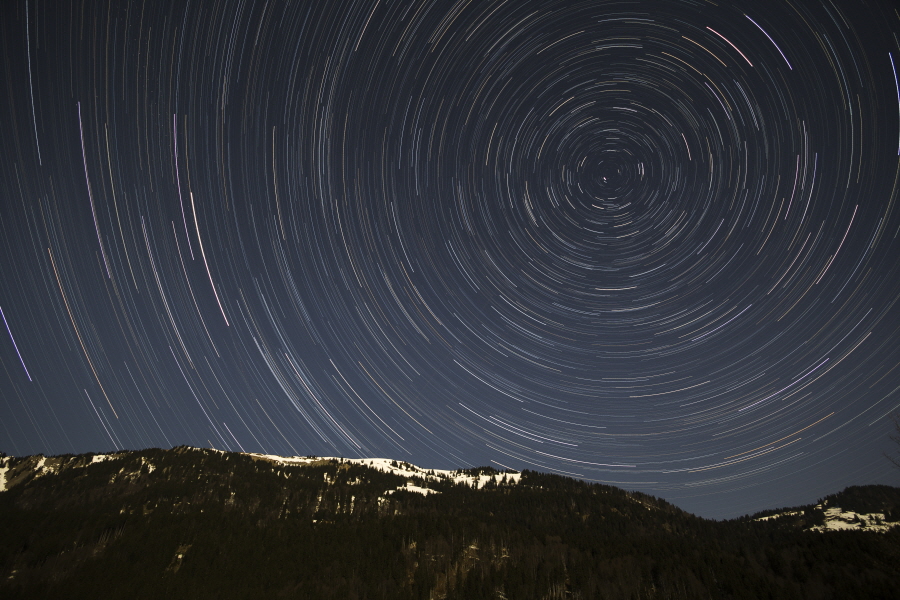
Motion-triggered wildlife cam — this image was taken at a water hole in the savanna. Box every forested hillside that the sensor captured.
[1,447,898,599]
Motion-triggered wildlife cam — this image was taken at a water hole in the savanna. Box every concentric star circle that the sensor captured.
[2,0,900,518]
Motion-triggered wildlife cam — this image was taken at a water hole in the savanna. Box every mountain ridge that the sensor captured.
[3,447,896,527]
[1,447,898,599]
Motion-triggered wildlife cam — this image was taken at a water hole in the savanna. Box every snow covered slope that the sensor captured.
[754,503,900,533]
[0,450,520,497]
[243,453,521,495]
[808,506,899,532]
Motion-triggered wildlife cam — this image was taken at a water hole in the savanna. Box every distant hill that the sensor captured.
[747,485,900,533]
[1,447,899,599]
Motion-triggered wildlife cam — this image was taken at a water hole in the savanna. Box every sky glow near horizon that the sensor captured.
[1,0,900,519]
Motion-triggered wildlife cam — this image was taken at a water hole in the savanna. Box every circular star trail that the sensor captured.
[2,0,900,518]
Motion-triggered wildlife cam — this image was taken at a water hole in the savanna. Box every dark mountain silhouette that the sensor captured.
[1,447,898,599]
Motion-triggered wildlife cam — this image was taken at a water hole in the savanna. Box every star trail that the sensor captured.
[2,0,900,519]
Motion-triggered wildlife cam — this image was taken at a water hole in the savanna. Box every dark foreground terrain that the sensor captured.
[1,447,898,599]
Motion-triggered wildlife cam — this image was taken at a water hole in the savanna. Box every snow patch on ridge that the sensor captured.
[809,506,899,533]
[757,505,900,532]
[755,510,799,522]
[243,454,522,489]
[387,481,441,496]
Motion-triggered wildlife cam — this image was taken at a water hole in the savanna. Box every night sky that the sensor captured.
[2,0,900,519]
